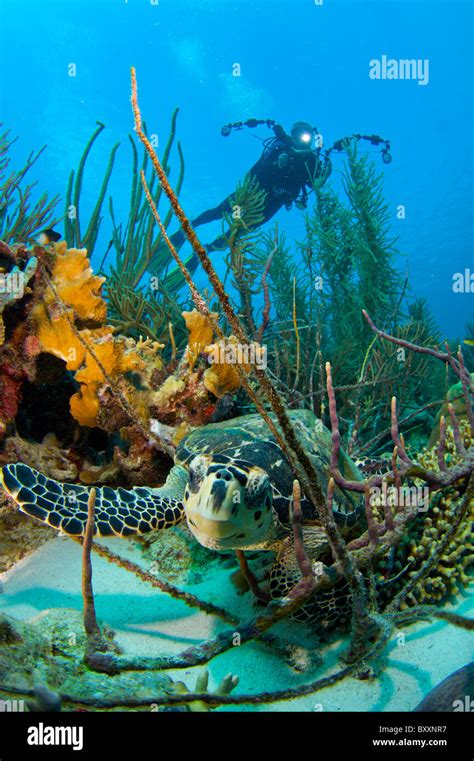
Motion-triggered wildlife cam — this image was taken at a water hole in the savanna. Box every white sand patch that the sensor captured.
[1,535,472,711]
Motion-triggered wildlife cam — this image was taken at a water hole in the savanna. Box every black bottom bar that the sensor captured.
[0,712,472,760]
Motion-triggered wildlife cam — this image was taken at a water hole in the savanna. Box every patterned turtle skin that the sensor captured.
[0,410,365,629]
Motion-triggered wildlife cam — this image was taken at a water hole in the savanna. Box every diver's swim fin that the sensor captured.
[161,252,200,292]
[146,234,199,293]
[146,241,175,280]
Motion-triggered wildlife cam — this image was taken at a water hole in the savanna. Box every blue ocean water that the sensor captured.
[1,0,472,337]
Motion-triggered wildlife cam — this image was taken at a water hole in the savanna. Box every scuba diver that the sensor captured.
[164,119,392,278]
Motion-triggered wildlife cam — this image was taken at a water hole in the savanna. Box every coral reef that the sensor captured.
[0,605,239,712]
[67,69,467,709]
[0,255,37,346]
[0,236,249,497]
[32,245,247,435]
[159,127,447,453]
[0,245,44,430]
[0,69,472,713]
[31,243,146,429]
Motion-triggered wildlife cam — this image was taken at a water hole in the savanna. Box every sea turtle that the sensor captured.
[0,410,365,629]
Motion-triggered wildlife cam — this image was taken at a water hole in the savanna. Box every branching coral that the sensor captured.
[222,173,267,335]
[104,114,187,349]
[61,117,188,350]
[164,670,239,712]
[322,316,473,619]
[64,122,119,257]
[0,125,60,244]
[375,420,473,607]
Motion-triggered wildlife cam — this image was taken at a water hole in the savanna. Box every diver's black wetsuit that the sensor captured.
[169,123,330,254]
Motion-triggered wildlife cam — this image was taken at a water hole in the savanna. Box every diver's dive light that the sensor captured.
[291,121,316,151]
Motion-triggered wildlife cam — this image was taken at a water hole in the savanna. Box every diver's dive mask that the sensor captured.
[291,121,317,153]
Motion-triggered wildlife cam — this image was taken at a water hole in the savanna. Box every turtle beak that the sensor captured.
[190,514,240,540]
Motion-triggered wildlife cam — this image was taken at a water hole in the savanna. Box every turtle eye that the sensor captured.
[188,456,209,493]
[245,470,271,508]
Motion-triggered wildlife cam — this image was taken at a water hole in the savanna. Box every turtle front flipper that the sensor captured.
[0,463,187,537]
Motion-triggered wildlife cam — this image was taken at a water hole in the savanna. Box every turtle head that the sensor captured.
[184,455,274,550]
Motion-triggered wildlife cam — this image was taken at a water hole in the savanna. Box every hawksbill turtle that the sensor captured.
[0,410,366,630]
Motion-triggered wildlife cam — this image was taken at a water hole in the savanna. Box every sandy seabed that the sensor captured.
[1,534,472,712]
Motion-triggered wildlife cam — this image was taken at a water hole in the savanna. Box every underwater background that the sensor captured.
[0,0,473,716]
[1,0,473,335]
